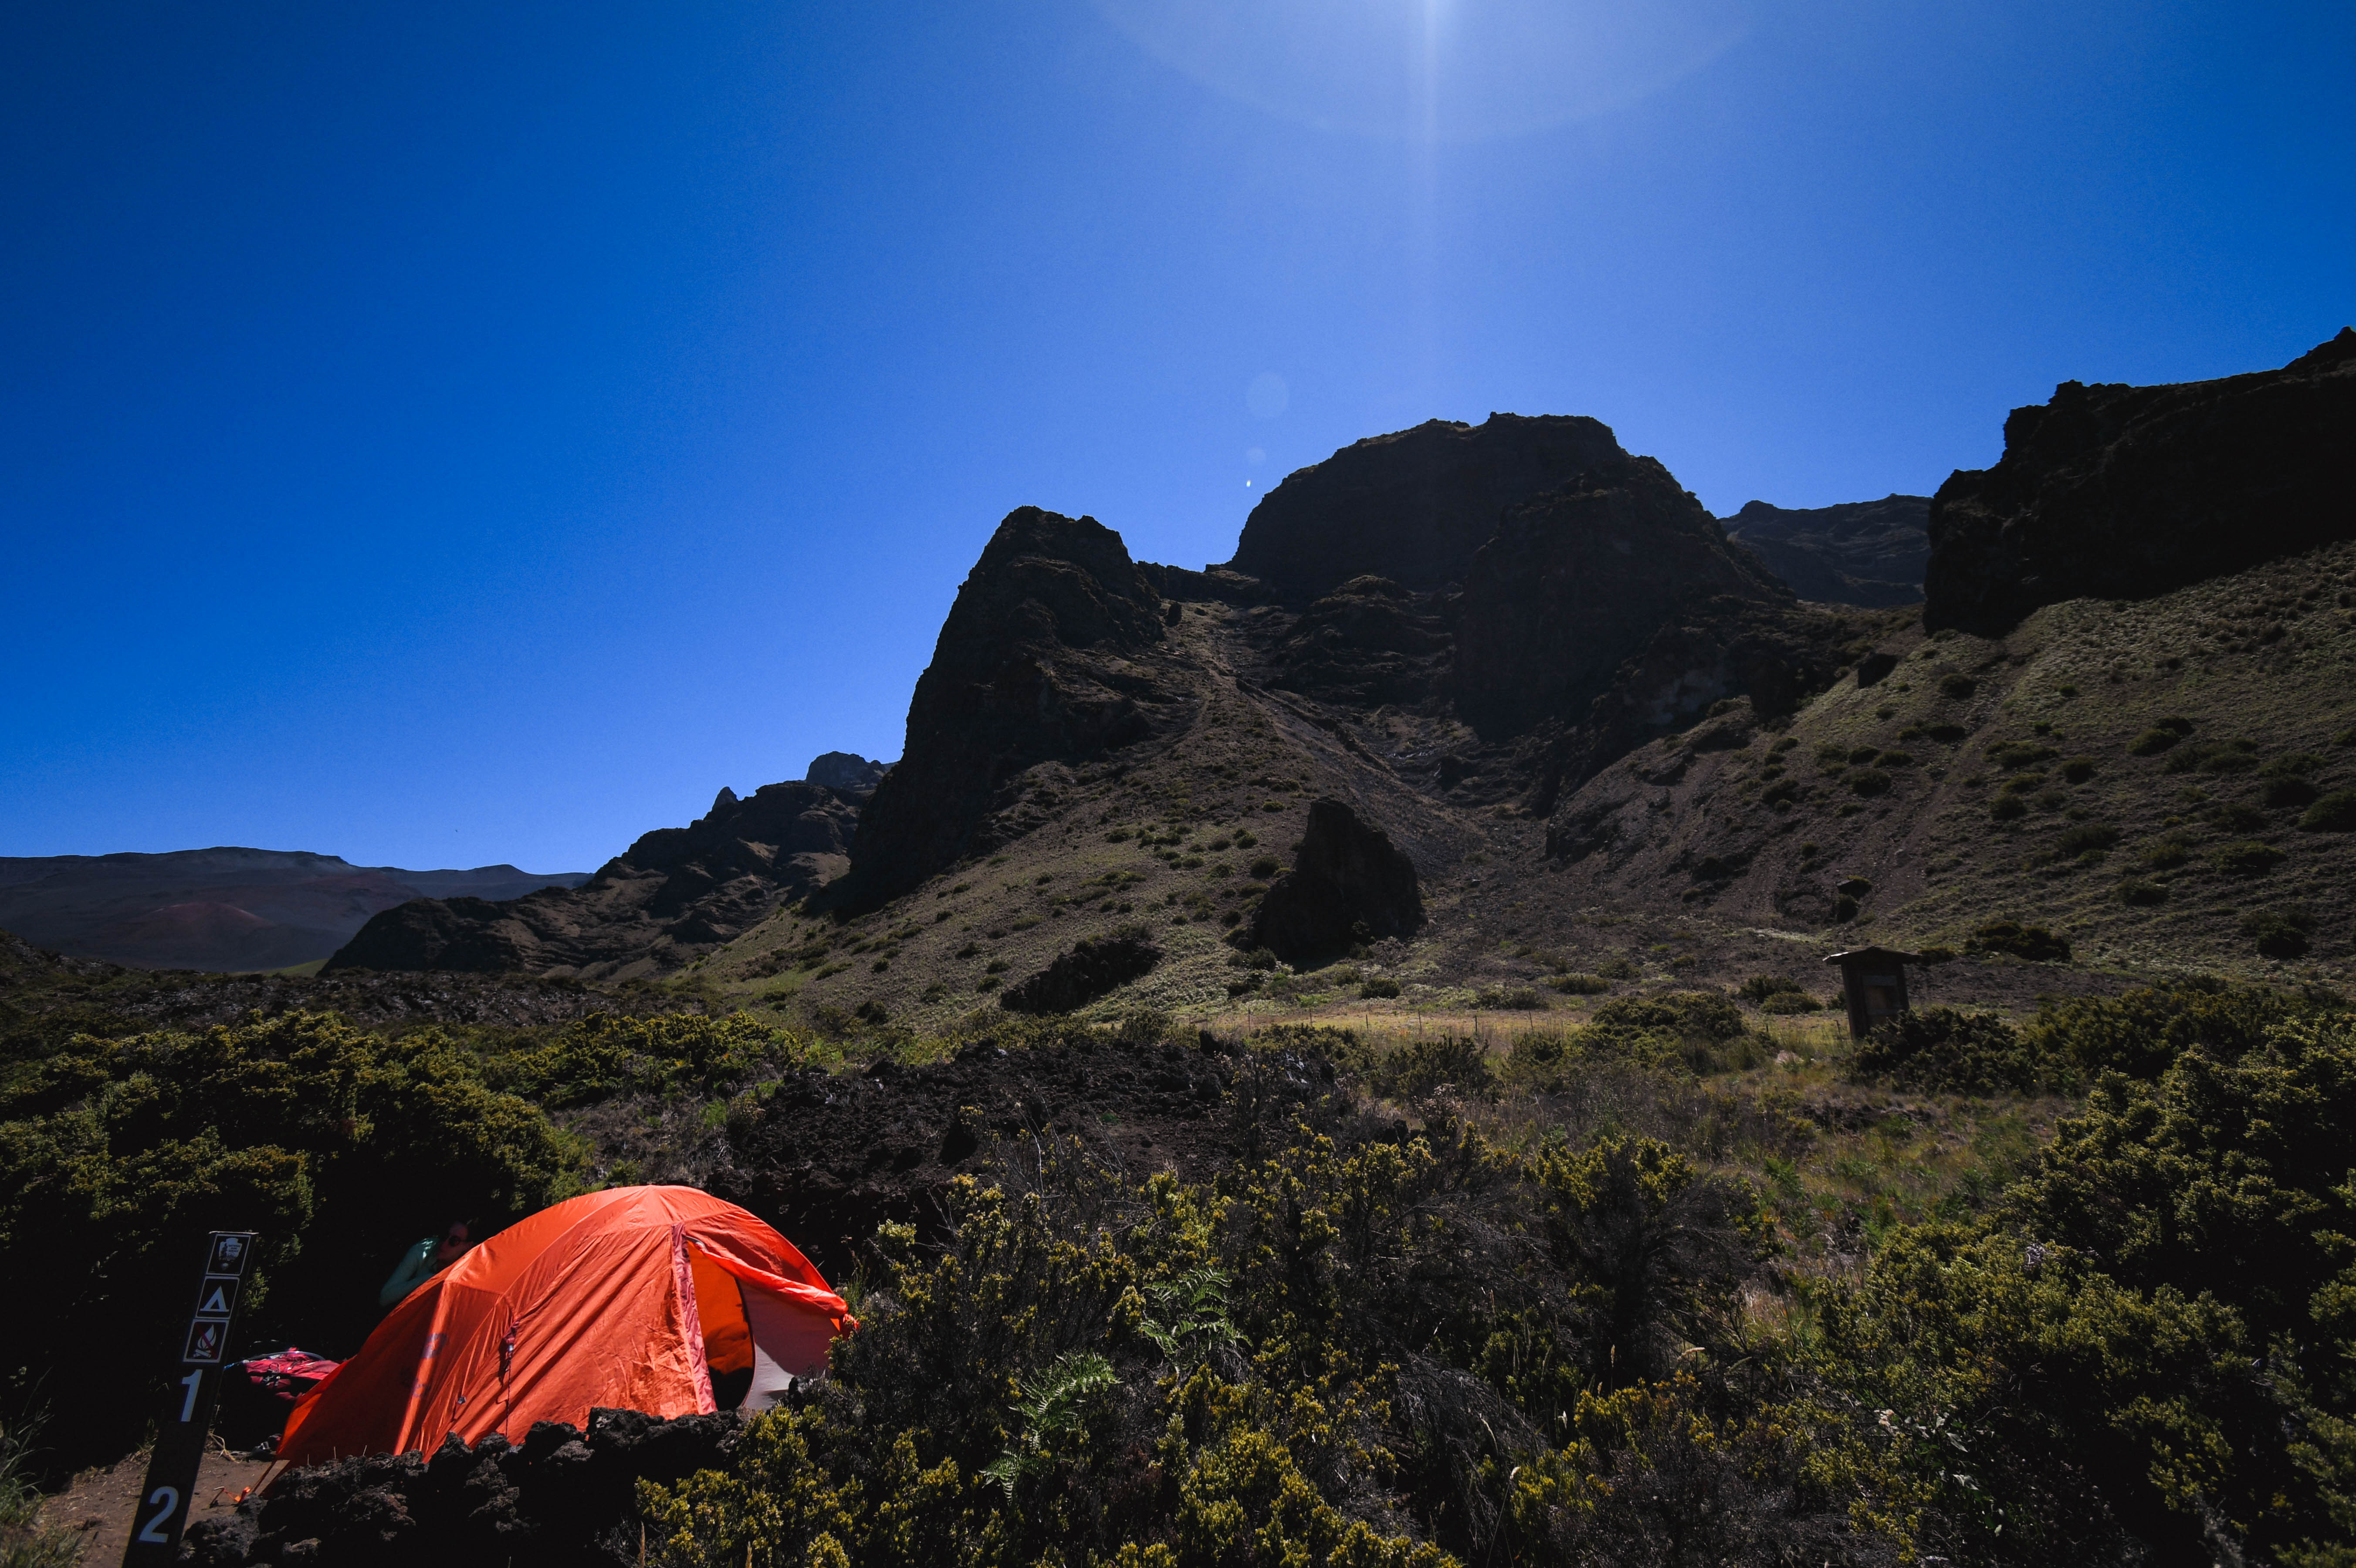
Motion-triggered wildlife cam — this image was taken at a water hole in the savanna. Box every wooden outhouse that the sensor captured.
[1823,946,1921,1038]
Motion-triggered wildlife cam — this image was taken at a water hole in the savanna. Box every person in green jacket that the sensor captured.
[379,1220,473,1308]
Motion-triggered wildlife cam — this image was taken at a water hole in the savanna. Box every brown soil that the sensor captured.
[41,1446,272,1564]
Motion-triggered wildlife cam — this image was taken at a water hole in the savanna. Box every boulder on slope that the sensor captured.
[1250,799,1423,966]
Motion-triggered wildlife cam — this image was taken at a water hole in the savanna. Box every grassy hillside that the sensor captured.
[1544,538,2356,982]
[670,545,2356,1046]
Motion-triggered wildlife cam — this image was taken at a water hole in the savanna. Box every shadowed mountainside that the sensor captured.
[325,780,863,980]
[0,849,589,972]
[1720,493,1930,607]
[1223,413,1626,598]
[312,334,2356,1011]
[1925,328,2356,633]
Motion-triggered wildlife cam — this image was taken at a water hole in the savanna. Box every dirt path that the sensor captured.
[41,1446,273,1564]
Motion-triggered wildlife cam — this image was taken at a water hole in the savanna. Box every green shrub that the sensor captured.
[1737,975,1804,1003]
[1964,920,2071,962]
[2117,879,2169,906]
[1758,992,1823,1014]
[1357,977,1401,999]
[2060,755,2098,782]
[1851,1006,2041,1094]
[2164,737,2260,774]
[0,1013,586,1469]
[1594,956,1639,980]
[2211,801,2268,831]
[1989,795,2027,821]
[1547,973,1610,995]
[2055,823,2120,858]
[2211,839,2287,876]
[2022,977,2314,1081]
[2300,788,2356,831]
[1937,672,1978,699]
[1590,992,1745,1042]
[1987,740,2058,770]
[2240,909,2314,959]
[1367,1033,1493,1098]
[2127,715,2196,754]
[1473,987,1550,1011]
[1846,768,1892,797]
[2263,775,2322,809]
[1847,746,1881,765]
[1925,722,1968,742]
[2261,751,2325,778]
[2139,836,2191,869]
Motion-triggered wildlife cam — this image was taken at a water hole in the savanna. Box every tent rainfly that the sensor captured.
[274,1186,853,1471]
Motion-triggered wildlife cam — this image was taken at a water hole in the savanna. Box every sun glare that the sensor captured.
[1090,0,1754,142]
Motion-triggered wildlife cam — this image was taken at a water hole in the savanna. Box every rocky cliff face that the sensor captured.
[1924,328,2356,634]
[1224,414,1626,599]
[1721,494,1930,607]
[805,752,890,794]
[1452,456,1794,739]
[324,781,858,978]
[837,507,1188,908]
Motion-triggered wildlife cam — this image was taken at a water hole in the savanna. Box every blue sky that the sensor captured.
[3,0,2348,872]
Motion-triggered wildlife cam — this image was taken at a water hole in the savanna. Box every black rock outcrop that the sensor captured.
[1452,456,1792,738]
[182,1409,744,1567]
[806,751,889,795]
[1251,799,1423,965]
[1225,413,1627,599]
[1720,493,1930,607]
[999,929,1163,1015]
[1924,328,2356,634]
[1262,574,1452,707]
[840,507,1185,907]
[324,781,859,978]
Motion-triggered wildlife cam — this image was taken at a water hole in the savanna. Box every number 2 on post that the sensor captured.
[137,1486,180,1543]
[178,1369,202,1423]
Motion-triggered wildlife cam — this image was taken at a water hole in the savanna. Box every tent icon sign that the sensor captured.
[194,1278,237,1319]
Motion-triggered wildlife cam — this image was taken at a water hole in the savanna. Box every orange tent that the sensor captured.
[275,1186,854,1470]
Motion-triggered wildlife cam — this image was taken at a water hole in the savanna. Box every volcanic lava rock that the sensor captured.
[1924,328,2356,634]
[324,781,858,978]
[1225,413,1627,600]
[1452,456,1792,739]
[805,751,889,795]
[999,929,1164,1015]
[182,1409,745,1567]
[1262,574,1452,706]
[842,507,1186,906]
[1250,799,1423,965]
[1720,493,1930,607]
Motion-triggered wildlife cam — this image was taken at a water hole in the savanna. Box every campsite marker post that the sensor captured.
[122,1230,256,1566]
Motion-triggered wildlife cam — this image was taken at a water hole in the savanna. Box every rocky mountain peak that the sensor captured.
[806,752,889,796]
[1453,455,1791,739]
[837,507,1183,907]
[1224,412,1627,600]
